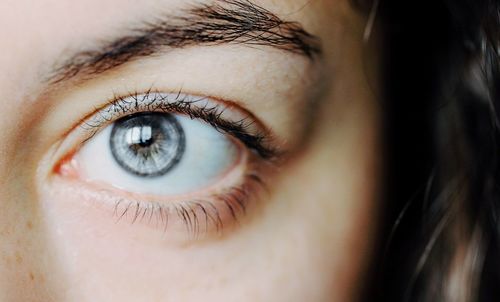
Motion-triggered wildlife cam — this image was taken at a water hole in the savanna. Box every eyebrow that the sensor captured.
[48,0,322,84]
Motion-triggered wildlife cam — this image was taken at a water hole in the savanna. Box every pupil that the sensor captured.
[110,113,185,177]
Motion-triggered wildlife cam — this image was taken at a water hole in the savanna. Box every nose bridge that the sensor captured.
[0,59,39,188]
[0,83,45,301]
[0,9,49,301]
[0,102,57,301]
[0,9,44,166]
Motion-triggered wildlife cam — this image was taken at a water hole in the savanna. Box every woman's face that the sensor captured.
[0,0,381,301]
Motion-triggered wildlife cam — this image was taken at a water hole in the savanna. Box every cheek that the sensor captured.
[38,174,351,302]
[40,189,240,301]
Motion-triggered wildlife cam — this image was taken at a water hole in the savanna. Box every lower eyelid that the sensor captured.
[46,160,270,241]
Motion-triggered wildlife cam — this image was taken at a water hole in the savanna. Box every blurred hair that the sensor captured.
[354,0,500,301]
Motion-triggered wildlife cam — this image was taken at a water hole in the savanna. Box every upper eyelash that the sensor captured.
[80,90,279,160]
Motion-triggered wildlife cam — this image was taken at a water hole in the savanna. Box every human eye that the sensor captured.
[49,91,279,239]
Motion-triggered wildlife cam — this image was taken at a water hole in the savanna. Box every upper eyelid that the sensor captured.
[83,91,258,134]
[78,90,281,159]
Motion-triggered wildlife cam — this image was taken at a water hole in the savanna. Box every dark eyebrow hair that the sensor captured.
[48,0,322,84]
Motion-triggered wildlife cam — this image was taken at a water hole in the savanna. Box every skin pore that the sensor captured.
[0,0,381,301]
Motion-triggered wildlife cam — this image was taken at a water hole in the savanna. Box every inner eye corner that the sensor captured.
[63,102,250,192]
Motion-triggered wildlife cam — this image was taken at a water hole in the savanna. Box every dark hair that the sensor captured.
[357,0,500,301]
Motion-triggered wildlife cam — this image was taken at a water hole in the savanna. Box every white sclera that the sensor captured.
[77,114,239,196]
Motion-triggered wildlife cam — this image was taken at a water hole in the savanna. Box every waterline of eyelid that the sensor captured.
[58,134,247,198]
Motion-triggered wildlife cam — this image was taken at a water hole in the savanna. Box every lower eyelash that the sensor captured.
[110,171,268,239]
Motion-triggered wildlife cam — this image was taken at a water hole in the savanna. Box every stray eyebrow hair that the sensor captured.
[48,0,322,84]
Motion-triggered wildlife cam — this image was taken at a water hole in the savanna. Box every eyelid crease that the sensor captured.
[79,90,282,160]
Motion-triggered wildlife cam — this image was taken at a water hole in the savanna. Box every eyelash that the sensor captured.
[80,90,279,160]
[60,89,276,237]
[110,170,267,237]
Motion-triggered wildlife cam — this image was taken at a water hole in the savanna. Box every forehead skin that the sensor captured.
[0,1,380,302]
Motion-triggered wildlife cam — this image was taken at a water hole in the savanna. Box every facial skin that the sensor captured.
[0,0,380,301]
